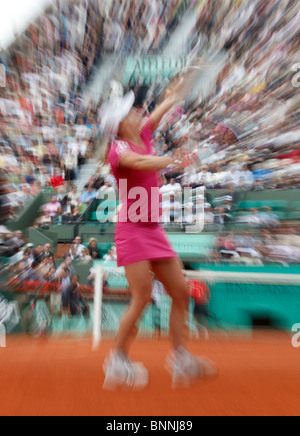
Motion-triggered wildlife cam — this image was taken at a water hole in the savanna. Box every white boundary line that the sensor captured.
[184,270,300,285]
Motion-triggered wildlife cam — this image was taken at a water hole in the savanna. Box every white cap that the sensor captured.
[99,91,135,140]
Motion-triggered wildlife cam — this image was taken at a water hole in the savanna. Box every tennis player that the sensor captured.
[100,76,216,390]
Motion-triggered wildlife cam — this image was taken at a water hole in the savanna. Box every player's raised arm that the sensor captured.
[150,60,209,131]
[149,77,186,131]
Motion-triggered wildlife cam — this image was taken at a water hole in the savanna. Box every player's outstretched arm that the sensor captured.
[150,59,209,131]
[119,151,175,172]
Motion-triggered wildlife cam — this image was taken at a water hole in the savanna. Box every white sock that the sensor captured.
[112,350,128,361]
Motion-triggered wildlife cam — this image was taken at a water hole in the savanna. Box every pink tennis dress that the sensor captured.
[108,118,178,267]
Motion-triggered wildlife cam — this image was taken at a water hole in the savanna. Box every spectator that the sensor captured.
[51,168,65,190]
[52,206,68,225]
[103,247,117,262]
[62,274,90,317]
[189,280,211,341]
[17,248,32,276]
[35,210,53,226]
[97,181,115,198]
[24,259,44,282]
[55,264,71,292]
[68,236,86,260]
[197,165,213,189]
[239,164,254,190]
[43,196,61,219]
[69,205,81,222]
[81,185,97,205]
[32,245,44,262]
[63,151,78,182]
[159,143,172,157]
[259,207,280,229]
[68,185,81,207]
[5,230,25,255]
[38,256,52,279]
[42,243,53,258]
[237,231,256,249]
[160,178,182,200]
[161,193,182,223]
[79,248,92,264]
[88,238,101,259]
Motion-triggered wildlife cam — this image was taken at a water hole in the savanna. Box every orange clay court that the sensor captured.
[0,333,300,416]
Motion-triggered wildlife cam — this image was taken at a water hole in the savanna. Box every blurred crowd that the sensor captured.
[0,0,104,223]
[113,0,300,234]
[102,0,188,55]
[0,227,116,318]
[0,0,188,224]
[211,227,300,266]
[144,0,300,193]
[33,169,107,226]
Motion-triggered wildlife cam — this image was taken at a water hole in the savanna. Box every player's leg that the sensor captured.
[151,258,189,349]
[103,261,152,390]
[115,261,153,353]
[151,258,217,387]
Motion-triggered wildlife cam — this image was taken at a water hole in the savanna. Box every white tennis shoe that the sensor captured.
[103,352,149,391]
[165,347,217,388]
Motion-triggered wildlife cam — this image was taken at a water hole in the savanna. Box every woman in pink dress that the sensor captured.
[101,79,216,390]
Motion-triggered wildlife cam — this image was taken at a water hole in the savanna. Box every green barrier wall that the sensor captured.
[39,225,76,242]
[208,281,300,331]
[245,190,300,202]
[168,234,216,259]
[6,192,52,232]
[28,228,58,253]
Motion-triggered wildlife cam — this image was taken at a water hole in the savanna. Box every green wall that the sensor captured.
[7,192,51,232]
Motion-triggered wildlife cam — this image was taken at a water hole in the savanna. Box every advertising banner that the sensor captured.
[123,56,188,85]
